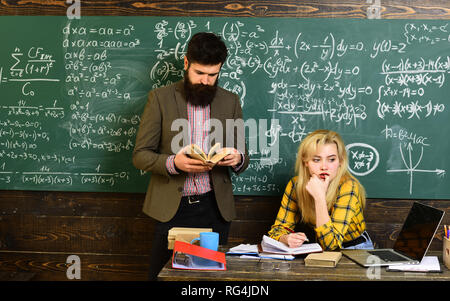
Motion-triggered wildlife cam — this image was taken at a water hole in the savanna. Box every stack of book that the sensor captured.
[167,227,212,249]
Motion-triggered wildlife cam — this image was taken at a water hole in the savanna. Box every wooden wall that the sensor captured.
[1,0,449,281]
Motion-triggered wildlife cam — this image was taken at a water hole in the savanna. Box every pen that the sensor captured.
[282,225,309,242]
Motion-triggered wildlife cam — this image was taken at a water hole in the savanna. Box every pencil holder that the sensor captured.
[444,236,450,270]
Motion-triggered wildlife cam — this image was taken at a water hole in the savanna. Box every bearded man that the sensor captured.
[133,32,249,280]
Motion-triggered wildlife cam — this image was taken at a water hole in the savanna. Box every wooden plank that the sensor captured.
[0,190,146,217]
[229,220,274,245]
[364,199,450,224]
[0,251,149,281]
[0,271,35,281]
[0,196,447,252]
[234,196,280,220]
[1,191,448,223]
[0,215,155,254]
[0,0,449,18]
[366,221,447,251]
[234,198,450,225]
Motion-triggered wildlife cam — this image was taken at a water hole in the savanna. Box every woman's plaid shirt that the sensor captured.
[268,176,367,250]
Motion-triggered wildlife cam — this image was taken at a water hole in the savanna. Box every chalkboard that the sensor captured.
[0,16,449,198]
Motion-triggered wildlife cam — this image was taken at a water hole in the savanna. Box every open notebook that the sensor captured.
[260,235,322,255]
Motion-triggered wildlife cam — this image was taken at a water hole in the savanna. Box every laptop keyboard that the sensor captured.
[368,250,407,262]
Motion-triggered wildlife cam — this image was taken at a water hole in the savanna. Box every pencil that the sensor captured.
[282,225,295,233]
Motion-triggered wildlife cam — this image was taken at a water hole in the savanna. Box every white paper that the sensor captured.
[258,254,295,260]
[387,256,441,272]
[261,235,322,255]
[238,254,295,260]
[227,244,259,255]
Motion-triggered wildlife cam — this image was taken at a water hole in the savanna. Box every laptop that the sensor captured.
[342,202,445,267]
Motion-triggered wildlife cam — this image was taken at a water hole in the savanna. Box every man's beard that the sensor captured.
[184,71,218,107]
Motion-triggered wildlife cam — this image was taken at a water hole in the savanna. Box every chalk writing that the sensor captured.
[0,17,448,198]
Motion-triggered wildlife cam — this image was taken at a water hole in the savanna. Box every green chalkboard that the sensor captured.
[0,16,449,198]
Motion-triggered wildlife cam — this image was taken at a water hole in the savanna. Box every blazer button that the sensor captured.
[177,187,182,192]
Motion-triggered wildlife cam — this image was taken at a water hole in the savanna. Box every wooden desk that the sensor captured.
[158,250,450,281]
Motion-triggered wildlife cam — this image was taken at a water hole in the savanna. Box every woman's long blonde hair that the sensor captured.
[294,129,366,224]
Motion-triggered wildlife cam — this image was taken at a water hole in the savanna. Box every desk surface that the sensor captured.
[158,250,450,281]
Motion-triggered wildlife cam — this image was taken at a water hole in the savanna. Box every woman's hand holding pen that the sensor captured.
[284,233,309,248]
[280,226,309,248]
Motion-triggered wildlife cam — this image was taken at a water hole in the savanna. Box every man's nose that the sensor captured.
[200,75,209,85]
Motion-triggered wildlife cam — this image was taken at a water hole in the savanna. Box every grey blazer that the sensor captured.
[133,80,249,222]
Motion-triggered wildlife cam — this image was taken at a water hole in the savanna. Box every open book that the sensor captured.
[260,235,322,256]
[227,243,295,260]
[185,143,231,167]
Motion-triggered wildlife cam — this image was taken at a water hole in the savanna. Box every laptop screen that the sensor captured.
[393,202,445,261]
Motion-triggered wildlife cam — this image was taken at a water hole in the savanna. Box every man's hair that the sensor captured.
[186,32,228,66]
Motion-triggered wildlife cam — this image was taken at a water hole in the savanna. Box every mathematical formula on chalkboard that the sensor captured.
[0,17,448,198]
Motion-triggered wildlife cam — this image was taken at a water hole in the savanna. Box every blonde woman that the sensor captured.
[268,129,373,250]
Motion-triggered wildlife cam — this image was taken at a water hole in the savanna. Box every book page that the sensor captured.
[208,151,230,164]
[261,235,322,255]
[207,143,222,159]
[186,144,207,162]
